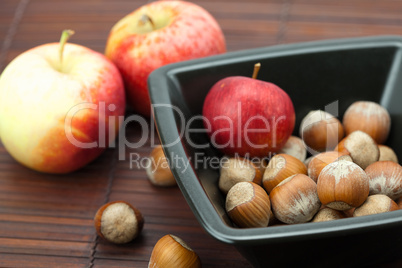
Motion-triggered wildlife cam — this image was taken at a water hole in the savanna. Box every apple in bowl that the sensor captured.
[203,64,295,158]
[105,0,226,117]
[0,30,126,174]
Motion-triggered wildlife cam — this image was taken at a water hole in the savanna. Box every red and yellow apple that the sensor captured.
[0,30,126,174]
[202,64,295,158]
[105,0,226,117]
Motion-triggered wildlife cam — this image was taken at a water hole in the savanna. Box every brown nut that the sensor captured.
[365,161,402,200]
[311,207,346,222]
[278,136,307,162]
[317,160,369,211]
[146,145,176,187]
[307,151,352,182]
[335,130,379,169]
[270,174,321,224]
[378,145,399,163]
[262,153,307,193]
[343,101,391,144]
[353,194,399,217]
[148,234,201,268]
[225,181,271,228]
[94,201,144,244]
[299,110,344,153]
[218,157,262,194]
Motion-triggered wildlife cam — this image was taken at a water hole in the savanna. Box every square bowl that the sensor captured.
[148,36,402,268]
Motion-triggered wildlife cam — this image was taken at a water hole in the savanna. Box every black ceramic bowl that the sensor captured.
[148,36,402,268]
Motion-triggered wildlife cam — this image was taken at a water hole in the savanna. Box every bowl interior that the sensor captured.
[149,36,402,242]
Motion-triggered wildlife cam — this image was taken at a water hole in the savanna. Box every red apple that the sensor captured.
[105,0,226,117]
[0,30,126,174]
[202,64,295,158]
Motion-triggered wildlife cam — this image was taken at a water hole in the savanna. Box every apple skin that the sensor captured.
[202,76,295,158]
[105,0,226,117]
[0,43,126,174]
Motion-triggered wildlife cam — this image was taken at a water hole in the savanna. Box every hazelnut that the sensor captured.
[343,101,391,144]
[148,234,201,268]
[353,194,399,217]
[307,151,352,182]
[311,207,346,222]
[278,135,307,162]
[335,130,379,169]
[270,174,321,224]
[225,181,271,228]
[365,161,402,200]
[378,145,399,163]
[299,110,344,153]
[219,157,262,194]
[317,160,369,211]
[146,145,176,187]
[262,153,307,193]
[94,201,144,244]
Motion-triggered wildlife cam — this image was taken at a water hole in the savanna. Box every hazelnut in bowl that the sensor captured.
[148,36,402,268]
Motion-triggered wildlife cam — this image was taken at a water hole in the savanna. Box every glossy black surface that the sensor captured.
[148,36,402,267]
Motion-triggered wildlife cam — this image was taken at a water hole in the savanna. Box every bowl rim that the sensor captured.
[148,35,402,245]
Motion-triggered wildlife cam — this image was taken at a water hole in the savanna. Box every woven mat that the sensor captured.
[1,0,402,267]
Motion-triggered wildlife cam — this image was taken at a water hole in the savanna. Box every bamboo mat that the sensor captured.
[1,0,402,267]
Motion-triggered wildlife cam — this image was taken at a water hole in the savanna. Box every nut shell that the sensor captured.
[307,151,351,182]
[299,110,344,153]
[278,136,307,162]
[219,157,262,194]
[365,161,402,200]
[270,174,320,224]
[353,194,399,217]
[226,181,271,228]
[335,130,379,169]
[343,101,391,144]
[94,201,144,244]
[378,145,399,163]
[262,153,307,193]
[311,207,346,222]
[317,160,369,210]
[148,234,201,268]
[146,145,176,187]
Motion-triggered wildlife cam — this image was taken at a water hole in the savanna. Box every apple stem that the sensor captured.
[138,14,155,30]
[252,63,261,79]
[59,29,75,70]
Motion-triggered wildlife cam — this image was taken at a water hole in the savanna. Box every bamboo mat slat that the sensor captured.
[1,0,402,267]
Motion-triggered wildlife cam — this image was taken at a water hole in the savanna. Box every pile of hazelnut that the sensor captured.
[90,101,402,267]
[222,101,402,228]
